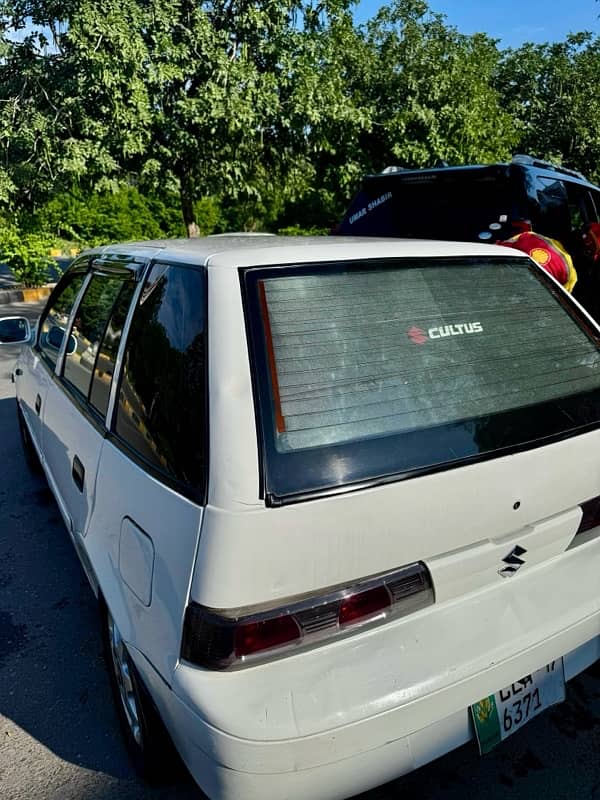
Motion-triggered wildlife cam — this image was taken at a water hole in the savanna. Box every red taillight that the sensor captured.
[235,616,300,657]
[576,496,600,535]
[339,586,391,627]
[181,562,434,670]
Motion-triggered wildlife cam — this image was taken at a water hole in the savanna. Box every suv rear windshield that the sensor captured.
[337,169,519,242]
[244,257,600,504]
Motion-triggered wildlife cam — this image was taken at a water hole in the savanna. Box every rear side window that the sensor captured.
[564,183,595,231]
[38,273,86,369]
[89,281,137,418]
[532,177,570,242]
[114,263,207,498]
[63,273,133,403]
[245,257,600,502]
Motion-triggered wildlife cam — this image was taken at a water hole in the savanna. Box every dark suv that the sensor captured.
[335,154,600,318]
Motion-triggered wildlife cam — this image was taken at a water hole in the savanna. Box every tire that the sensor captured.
[16,402,42,473]
[101,602,179,784]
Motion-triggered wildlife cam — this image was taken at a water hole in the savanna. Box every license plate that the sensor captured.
[471,658,565,754]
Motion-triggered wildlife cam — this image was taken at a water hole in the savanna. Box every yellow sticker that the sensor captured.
[529,247,551,266]
[474,697,494,724]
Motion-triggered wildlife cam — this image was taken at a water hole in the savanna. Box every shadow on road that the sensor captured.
[0,394,130,775]
[0,395,199,797]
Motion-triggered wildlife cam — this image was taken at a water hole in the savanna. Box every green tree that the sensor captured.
[0,221,55,286]
[31,186,174,244]
[0,0,365,235]
[495,33,600,182]
[354,0,518,171]
[279,0,521,228]
[0,8,120,209]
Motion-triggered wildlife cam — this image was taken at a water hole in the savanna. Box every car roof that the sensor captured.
[85,235,529,270]
[361,158,599,190]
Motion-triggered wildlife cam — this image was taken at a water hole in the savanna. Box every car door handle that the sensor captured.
[35,394,41,415]
[72,456,85,493]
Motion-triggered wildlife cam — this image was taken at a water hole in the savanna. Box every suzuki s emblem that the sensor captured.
[407,326,428,345]
[498,545,527,578]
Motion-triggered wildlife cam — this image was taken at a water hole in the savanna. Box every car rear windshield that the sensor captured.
[336,170,519,242]
[244,257,600,504]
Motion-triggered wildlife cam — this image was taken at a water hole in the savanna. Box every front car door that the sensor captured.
[41,258,142,539]
[16,266,89,466]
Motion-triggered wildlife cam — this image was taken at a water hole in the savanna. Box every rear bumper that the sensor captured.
[131,538,600,800]
[135,633,600,800]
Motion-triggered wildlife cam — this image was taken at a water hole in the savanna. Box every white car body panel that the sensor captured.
[192,431,598,609]
[182,534,600,741]
[85,434,204,679]
[41,382,105,537]
[17,345,51,457]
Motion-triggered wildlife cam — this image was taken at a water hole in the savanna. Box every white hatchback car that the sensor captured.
[4,235,600,799]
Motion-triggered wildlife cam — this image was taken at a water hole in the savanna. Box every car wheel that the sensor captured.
[101,603,178,784]
[16,402,41,473]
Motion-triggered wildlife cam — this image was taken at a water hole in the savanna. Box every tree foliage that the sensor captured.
[0,0,365,234]
[0,0,598,245]
[496,33,600,183]
[0,221,55,286]
[351,0,519,171]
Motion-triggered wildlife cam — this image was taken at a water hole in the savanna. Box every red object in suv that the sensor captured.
[498,231,577,292]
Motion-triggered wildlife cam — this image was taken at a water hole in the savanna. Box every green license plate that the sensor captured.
[471,658,565,754]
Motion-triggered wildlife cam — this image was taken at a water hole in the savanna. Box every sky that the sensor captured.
[354,0,600,48]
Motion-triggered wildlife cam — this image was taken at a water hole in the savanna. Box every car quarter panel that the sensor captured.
[84,437,204,680]
[205,263,262,511]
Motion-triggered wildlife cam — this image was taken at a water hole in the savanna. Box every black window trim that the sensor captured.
[27,254,210,502]
[87,279,138,418]
[106,258,209,507]
[34,255,91,354]
[241,255,600,507]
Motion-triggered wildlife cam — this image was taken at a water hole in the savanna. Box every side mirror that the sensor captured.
[0,316,31,345]
[44,325,77,355]
[46,324,65,351]
[66,333,77,356]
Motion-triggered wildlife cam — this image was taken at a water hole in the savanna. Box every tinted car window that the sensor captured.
[115,264,206,495]
[589,188,600,220]
[246,257,600,502]
[338,174,515,242]
[38,274,86,369]
[63,274,131,402]
[89,281,137,418]
[565,185,588,231]
[532,177,570,241]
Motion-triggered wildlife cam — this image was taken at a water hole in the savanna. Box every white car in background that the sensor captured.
[3,235,600,799]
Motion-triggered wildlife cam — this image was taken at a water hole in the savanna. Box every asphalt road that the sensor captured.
[2,301,600,800]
